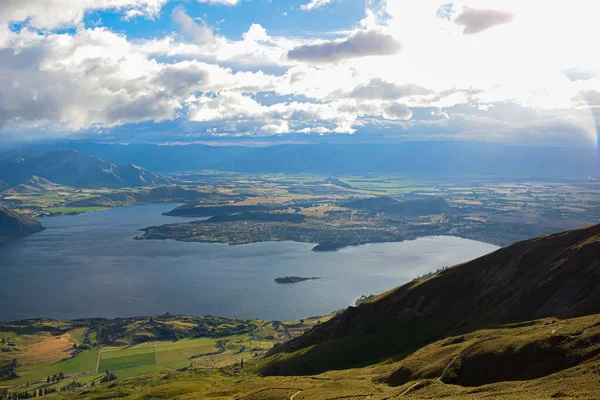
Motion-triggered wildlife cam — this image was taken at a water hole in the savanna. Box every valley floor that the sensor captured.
[34,314,600,400]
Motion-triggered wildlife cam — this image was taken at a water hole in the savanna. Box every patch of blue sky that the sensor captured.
[254,92,320,106]
[82,0,366,41]
[9,19,77,35]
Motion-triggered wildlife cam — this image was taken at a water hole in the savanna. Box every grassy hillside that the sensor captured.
[2,224,600,399]
[264,223,600,375]
[20,314,597,399]
[0,314,331,394]
[0,205,44,244]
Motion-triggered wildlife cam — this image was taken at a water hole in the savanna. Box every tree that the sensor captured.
[100,370,117,383]
[46,376,50,384]
[58,372,64,381]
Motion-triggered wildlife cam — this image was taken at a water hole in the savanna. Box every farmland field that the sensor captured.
[98,352,155,372]
[96,338,220,373]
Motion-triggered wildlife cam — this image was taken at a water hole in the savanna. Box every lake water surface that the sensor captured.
[0,203,499,321]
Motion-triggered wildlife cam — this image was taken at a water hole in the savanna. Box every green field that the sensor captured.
[8,348,100,385]
[115,361,191,379]
[154,338,218,363]
[1,314,326,395]
[98,352,155,371]
[101,344,154,359]
[95,337,219,375]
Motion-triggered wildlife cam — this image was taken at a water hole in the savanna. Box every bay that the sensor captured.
[0,203,499,321]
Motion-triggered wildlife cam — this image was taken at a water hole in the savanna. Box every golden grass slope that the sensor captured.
[43,314,600,399]
[263,224,600,376]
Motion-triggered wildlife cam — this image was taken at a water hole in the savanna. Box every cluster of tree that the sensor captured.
[100,370,117,383]
[0,359,18,381]
[71,342,92,357]
[60,381,83,391]
[0,387,57,399]
[413,266,449,281]
[85,315,258,346]
[190,321,256,339]
[46,372,64,383]
[95,322,128,345]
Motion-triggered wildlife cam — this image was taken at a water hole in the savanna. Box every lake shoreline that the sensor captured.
[0,203,499,322]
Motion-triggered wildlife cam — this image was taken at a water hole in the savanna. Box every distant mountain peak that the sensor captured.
[0,150,172,189]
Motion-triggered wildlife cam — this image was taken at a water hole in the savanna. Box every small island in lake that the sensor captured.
[274,276,321,284]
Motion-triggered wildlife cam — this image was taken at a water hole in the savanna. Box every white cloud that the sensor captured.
[136,23,291,68]
[0,28,280,135]
[563,67,597,82]
[300,0,334,11]
[1,0,599,147]
[242,24,269,42]
[454,6,514,35]
[384,103,413,120]
[171,6,215,46]
[287,30,402,63]
[0,0,168,29]
[349,79,432,100]
[195,0,242,5]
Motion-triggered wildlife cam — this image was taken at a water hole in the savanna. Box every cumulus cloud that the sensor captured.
[0,0,168,29]
[350,79,432,100]
[384,103,412,120]
[0,28,178,130]
[172,6,215,46]
[1,0,598,148]
[287,30,401,63]
[454,6,514,35]
[0,28,279,134]
[301,0,334,11]
[196,0,242,5]
[242,24,269,42]
[563,67,597,82]
[155,63,210,97]
[577,90,600,106]
[185,90,422,136]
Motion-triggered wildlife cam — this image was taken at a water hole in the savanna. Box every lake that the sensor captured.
[0,203,499,322]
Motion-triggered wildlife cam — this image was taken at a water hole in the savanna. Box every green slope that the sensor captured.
[263,223,600,375]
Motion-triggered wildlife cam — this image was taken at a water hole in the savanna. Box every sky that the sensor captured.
[0,0,599,148]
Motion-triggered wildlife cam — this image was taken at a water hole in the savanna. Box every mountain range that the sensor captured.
[1,142,599,178]
[0,150,172,189]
